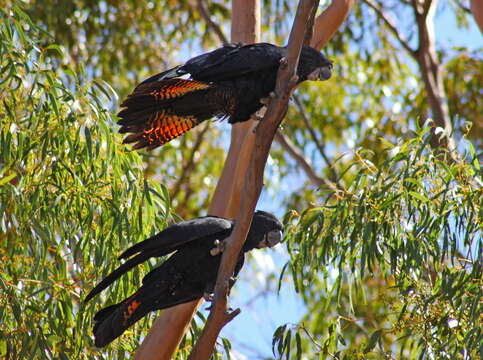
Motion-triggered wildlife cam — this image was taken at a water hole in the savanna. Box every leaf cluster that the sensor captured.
[276,130,481,359]
[0,6,174,359]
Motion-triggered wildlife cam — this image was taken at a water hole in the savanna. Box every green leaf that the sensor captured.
[46,44,64,57]
[272,325,287,356]
[0,172,16,186]
[295,332,302,360]
[84,126,92,158]
[409,191,429,203]
[364,329,382,353]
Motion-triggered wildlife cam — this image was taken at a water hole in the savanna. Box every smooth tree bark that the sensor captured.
[362,0,457,158]
[187,1,321,359]
[311,0,355,50]
[134,1,261,359]
[210,0,260,217]
[471,0,483,33]
[134,1,354,359]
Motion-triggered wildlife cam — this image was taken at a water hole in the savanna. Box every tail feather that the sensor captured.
[92,302,123,348]
[117,107,160,126]
[84,250,158,303]
[129,79,212,101]
[93,290,156,348]
[92,283,201,347]
[117,79,225,150]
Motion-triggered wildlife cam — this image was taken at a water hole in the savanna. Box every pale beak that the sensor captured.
[307,64,332,81]
[259,230,283,248]
[318,64,332,80]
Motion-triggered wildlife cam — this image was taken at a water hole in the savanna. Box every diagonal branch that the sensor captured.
[303,1,319,46]
[293,95,341,185]
[196,0,229,44]
[134,1,354,358]
[274,130,337,190]
[412,0,456,156]
[171,122,211,200]
[134,2,260,359]
[196,0,343,192]
[362,0,417,58]
[311,0,355,49]
[187,1,320,359]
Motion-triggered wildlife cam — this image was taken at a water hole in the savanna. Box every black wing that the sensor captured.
[118,216,232,259]
[184,43,285,82]
[136,43,244,85]
[84,216,232,303]
[138,43,284,84]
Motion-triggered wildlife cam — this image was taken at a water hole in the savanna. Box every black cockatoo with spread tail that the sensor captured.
[117,42,332,150]
[84,211,283,347]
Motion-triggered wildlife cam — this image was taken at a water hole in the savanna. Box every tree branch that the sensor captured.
[303,1,319,46]
[471,0,483,33]
[171,123,210,200]
[194,0,345,192]
[412,0,456,156]
[231,0,261,45]
[133,1,260,358]
[196,0,229,44]
[134,0,355,357]
[311,0,355,49]
[274,130,337,190]
[362,0,417,58]
[422,0,433,17]
[187,1,320,359]
[293,94,341,186]
[362,0,455,158]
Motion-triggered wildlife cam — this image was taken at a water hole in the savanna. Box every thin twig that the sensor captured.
[293,95,341,186]
[196,0,229,44]
[362,0,455,158]
[362,0,417,58]
[274,130,337,191]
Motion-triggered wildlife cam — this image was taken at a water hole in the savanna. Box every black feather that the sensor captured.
[84,216,232,303]
[87,211,283,347]
[117,42,332,150]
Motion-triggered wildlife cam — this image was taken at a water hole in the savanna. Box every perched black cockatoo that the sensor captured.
[84,211,283,347]
[118,42,333,150]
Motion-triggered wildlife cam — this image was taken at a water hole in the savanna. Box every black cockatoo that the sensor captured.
[118,42,333,150]
[85,211,283,348]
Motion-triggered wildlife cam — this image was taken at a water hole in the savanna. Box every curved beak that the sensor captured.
[319,63,333,81]
[307,63,333,81]
[259,230,283,248]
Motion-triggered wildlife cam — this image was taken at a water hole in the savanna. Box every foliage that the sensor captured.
[445,51,483,146]
[20,0,230,93]
[0,0,481,359]
[0,6,173,359]
[275,130,481,358]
